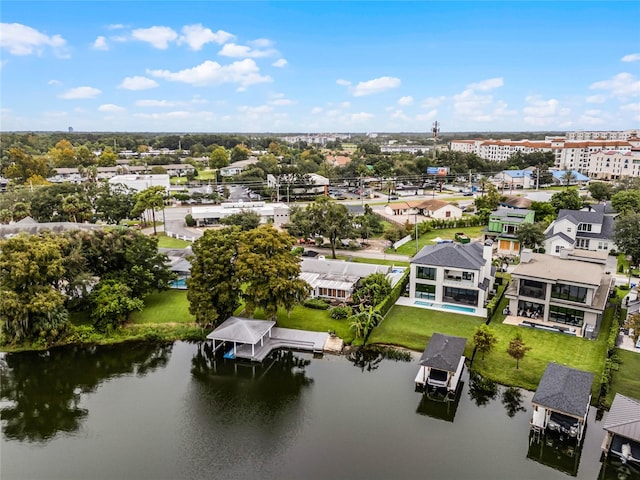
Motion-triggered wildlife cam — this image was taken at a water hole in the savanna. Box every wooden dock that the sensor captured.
[234,327,329,362]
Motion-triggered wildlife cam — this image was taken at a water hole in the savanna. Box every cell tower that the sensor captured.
[431,120,439,161]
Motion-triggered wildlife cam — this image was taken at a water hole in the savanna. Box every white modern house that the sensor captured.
[409,240,495,314]
[506,249,613,338]
[108,174,170,193]
[544,206,616,255]
[190,201,290,227]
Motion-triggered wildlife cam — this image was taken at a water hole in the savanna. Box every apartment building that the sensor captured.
[585,150,640,179]
[565,130,638,141]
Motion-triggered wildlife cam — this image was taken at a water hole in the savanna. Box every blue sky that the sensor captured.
[1,1,639,133]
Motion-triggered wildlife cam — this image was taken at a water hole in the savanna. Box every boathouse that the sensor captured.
[415,333,466,394]
[206,316,329,362]
[531,363,594,443]
[602,394,640,465]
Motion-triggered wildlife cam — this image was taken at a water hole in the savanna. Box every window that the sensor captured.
[416,283,436,300]
[416,266,436,280]
[577,223,592,232]
[519,279,546,299]
[462,271,474,282]
[551,283,588,303]
[576,238,590,249]
[443,286,478,306]
[549,305,584,327]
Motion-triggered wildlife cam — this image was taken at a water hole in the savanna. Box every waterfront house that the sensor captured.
[415,333,466,394]
[505,248,612,338]
[484,207,535,256]
[409,240,495,312]
[602,394,640,465]
[531,362,594,443]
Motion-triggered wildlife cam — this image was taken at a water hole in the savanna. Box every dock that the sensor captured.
[234,327,329,362]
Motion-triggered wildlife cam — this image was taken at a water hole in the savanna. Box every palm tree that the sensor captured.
[562,169,576,188]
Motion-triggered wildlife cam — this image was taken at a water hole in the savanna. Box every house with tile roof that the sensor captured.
[409,240,494,311]
[602,394,640,465]
[531,362,594,443]
[484,207,535,256]
[384,199,462,220]
[544,206,617,255]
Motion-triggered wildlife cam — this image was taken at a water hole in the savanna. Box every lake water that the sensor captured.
[0,342,624,479]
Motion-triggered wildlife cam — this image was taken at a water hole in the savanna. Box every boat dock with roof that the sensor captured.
[415,333,466,395]
[206,316,331,362]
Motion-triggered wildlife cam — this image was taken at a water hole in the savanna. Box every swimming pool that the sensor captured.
[413,300,476,314]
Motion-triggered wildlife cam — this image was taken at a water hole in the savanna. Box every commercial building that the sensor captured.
[190,201,290,227]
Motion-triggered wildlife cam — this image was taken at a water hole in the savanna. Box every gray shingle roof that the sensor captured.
[490,207,533,219]
[532,363,594,418]
[545,231,574,243]
[206,317,276,345]
[603,394,640,442]
[412,241,486,270]
[419,333,467,372]
[557,208,604,226]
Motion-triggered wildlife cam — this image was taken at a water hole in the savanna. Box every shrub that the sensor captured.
[609,249,618,256]
[619,264,625,273]
[185,214,196,227]
[619,284,630,291]
[304,298,330,310]
[330,306,352,319]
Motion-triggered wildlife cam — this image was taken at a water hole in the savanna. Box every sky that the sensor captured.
[1,1,639,134]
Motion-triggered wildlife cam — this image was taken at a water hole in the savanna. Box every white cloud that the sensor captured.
[398,96,413,106]
[0,22,66,56]
[134,111,192,120]
[311,107,323,114]
[249,38,273,48]
[106,24,125,30]
[621,53,640,62]
[468,77,504,91]
[453,89,493,116]
[218,43,277,58]
[98,103,125,112]
[118,76,159,90]
[59,86,101,99]
[421,96,446,108]
[416,110,438,122]
[350,112,374,122]
[336,79,352,86]
[272,58,288,68]
[352,76,401,96]
[579,109,606,126]
[621,102,640,113]
[522,95,570,126]
[131,26,177,49]
[136,99,183,107]
[93,36,108,51]
[178,24,234,51]
[48,79,62,86]
[389,109,409,121]
[586,94,607,104]
[590,72,640,100]
[147,59,272,88]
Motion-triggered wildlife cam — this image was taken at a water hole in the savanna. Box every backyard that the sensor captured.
[393,225,486,256]
[608,349,640,403]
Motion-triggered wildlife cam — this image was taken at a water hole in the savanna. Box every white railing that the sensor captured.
[165,230,196,242]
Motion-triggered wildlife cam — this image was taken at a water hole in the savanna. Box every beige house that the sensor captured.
[384,199,462,220]
[506,249,613,338]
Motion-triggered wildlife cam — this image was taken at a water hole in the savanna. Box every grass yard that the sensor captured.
[249,304,355,344]
[368,303,612,393]
[334,255,409,267]
[607,349,640,404]
[617,253,640,276]
[393,226,486,255]
[130,290,194,324]
[195,169,217,180]
[155,233,192,248]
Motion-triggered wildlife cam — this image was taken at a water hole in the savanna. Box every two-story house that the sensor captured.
[506,249,613,338]
[484,207,535,256]
[544,205,616,255]
[409,240,495,313]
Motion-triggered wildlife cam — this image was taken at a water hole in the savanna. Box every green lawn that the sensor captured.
[130,290,195,324]
[170,177,188,185]
[608,349,640,404]
[156,233,192,248]
[617,253,639,276]
[195,169,217,180]
[334,255,409,267]
[393,226,486,255]
[368,303,612,392]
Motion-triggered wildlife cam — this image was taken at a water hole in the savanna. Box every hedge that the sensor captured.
[375,269,410,318]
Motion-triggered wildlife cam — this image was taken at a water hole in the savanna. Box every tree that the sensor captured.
[94,182,135,224]
[219,210,261,231]
[611,190,640,215]
[506,334,530,369]
[307,197,354,259]
[474,183,503,211]
[550,189,583,212]
[613,213,640,266]
[187,228,242,328]
[90,279,144,331]
[235,225,309,319]
[529,201,557,224]
[516,222,546,251]
[48,139,78,168]
[131,186,166,235]
[626,313,640,345]
[75,145,95,167]
[561,170,577,187]
[209,146,229,169]
[588,182,613,202]
[473,325,497,361]
[230,144,250,163]
[352,273,391,308]
[61,194,92,223]
[97,147,118,167]
[3,146,50,184]
[349,306,382,340]
[0,233,69,343]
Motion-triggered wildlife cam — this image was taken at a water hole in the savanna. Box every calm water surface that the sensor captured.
[0,342,621,479]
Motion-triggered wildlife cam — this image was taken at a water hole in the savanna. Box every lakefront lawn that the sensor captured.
[367,304,612,392]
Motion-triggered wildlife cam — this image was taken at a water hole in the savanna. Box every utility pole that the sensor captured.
[415,213,419,255]
[536,167,539,191]
[432,120,439,162]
